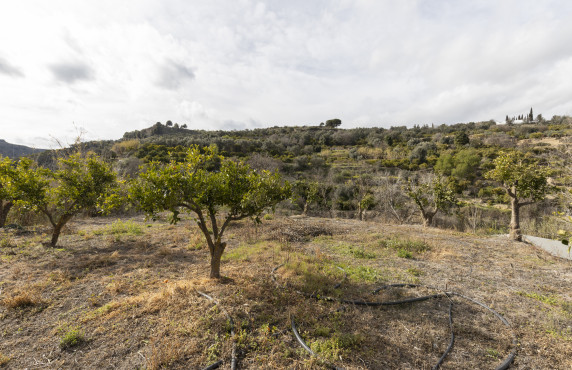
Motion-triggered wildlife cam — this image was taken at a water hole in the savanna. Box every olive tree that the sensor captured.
[11,154,117,246]
[406,173,457,227]
[485,151,550,241]
[130,146,291,279]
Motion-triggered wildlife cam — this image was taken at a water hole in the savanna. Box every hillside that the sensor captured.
[0,216,570,368]
[73,116,571,241]
[0,139,44,158]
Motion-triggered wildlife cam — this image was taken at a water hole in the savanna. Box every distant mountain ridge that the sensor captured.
[0,139,45,158]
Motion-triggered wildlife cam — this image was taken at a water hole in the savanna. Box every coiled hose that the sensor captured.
[198,290,238,370]
[273,264,517,369]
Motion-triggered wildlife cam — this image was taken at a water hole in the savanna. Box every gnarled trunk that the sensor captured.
[421,209,434,228]
[49,214,73,247]
[510,197,522,241]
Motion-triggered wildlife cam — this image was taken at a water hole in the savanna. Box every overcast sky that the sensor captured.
[2,0,572,148]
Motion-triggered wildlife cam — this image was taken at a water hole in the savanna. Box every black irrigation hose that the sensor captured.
[197,291,238,370]
[333,266,347,289]
[291,316,315,356]
[291,315,346,370]
[202,360,222,370]
[372,284,456,370]
[434,299,454,370]
[451,293,517,370]
[273,264,517,369]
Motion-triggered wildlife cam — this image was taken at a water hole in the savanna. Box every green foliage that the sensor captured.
[435,149,481,182]
[406,174,457,226]
[336,243,376,259]
[293,179,322,214]
[309,333,362,361]
[485,151,550,202]
[485,150,551,240]
[342,265,383,282]
[454,131,470,146]
[59,325,85,349]
[359,193,376,211]
[130,145,290,278]
[409,142,437,164]
[325,118,342,128]
[434,152,454,175]
[517,291,559,306]
[397,249,413,258]
[0,155,17,227]
[451,148,481,181]
[10,154,117,246]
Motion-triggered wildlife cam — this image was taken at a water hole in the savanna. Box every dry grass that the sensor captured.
[1,287,45,310]
[0,216,570,368]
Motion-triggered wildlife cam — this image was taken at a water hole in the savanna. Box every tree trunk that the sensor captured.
[302,201,308,216]
[510,197,522,241]
[0,201,13,228]
[422,211,433,227]
[51,224,63,247]
[209,241,226,279]
[49,214,73,247]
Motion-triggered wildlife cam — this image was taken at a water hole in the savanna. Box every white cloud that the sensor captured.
[1,0,572,147]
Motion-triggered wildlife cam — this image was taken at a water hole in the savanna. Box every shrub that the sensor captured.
[59,326,85,349]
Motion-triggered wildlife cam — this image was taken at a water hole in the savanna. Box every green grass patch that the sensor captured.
[397,249,412,258]
[342,265,384,283]
[93,220,144,236]
[222,241,279,262]
[309,333,363,362]
[380,237,430,253]
[485,348,500,359]
[406,267,423,276]
[283,254,348,294]
[517,291,559,306]
[59,325,85,349]
[332,242,377,259]
[0,236,16,249]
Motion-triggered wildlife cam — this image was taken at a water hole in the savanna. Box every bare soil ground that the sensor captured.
[0,215,571,369]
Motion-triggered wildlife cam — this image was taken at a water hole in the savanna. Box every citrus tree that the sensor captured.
[293,180,322,216]
[485,151,550,241]
[11,154,117,246]
[0,156,17,227]
[130,146,291,279]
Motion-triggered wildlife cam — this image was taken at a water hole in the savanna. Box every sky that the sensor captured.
[2,0,572,148]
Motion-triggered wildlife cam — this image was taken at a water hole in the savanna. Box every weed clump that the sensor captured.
[0,352,10,366]
[0,236,16,249]
[309,333,363,362]
[59,326,85,349]
[397,249,413,258]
